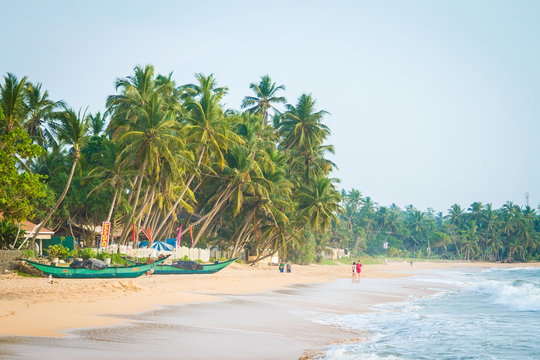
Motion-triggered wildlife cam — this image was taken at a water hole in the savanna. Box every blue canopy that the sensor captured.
[138,241,173,251]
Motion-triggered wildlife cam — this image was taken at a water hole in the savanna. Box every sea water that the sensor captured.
[315,267,540,360]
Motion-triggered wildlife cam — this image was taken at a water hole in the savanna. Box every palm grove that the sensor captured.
[0,67,538,263]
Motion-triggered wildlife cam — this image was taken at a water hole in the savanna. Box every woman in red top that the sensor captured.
[356,262,362,275]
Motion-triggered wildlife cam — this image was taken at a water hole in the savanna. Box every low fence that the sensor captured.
[97,245,243,262]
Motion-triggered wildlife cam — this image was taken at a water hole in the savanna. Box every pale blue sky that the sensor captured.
[2,0,539,212]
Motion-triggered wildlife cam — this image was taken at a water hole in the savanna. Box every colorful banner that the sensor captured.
[189,226,193,245]
[176,224,182,248]
[100,221,111,248]
[132,222,136,243]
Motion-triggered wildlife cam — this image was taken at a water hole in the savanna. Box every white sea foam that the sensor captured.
[469,279,540,311]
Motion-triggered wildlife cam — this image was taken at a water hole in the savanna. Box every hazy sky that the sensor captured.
[2,0,539,213]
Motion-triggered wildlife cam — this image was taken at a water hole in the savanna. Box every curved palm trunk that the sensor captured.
[192,185,237,248]
[118,158,148,244]
[153,148,205,240]
[26,156,79,250]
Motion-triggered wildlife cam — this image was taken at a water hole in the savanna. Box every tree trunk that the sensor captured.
[153,148,205,240]
[118,158,148,244]
[106,187,119,222]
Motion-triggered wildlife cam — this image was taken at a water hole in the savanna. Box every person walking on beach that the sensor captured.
[279,262,285,273]
[286,263,291,273]
[352,262,357,279]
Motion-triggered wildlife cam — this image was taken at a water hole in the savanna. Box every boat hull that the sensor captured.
[23,258,167,279]
[153,258,237,275]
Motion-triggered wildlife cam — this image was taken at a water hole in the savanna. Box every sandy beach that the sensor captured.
[1,260,536,338]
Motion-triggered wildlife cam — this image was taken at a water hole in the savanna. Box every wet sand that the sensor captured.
[1,261,538,359]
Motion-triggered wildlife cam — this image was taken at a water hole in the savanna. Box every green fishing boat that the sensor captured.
[122,257,237,275]
[22,256,169,279]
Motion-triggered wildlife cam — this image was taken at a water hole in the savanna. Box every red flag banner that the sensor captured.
[132,222,136,243]
[189,226,193,245]
[100,222,111,248]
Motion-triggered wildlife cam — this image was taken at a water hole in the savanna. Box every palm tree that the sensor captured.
[278,94,330,152]
[30,107,90,245]
[24,82,63,146]
[0,73,29,138]
[88,112,107,137]
[241,75,286,126]
[153,74,240,240]
[296,176,341,232]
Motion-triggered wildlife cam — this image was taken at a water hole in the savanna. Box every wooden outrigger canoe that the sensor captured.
[122,257,237,275]
[22,256,169,279]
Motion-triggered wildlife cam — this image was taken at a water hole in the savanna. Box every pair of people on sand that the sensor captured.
[352,261,362,279]
[279,262,292,273]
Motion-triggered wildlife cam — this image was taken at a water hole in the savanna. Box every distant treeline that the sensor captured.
[331,190,539,262]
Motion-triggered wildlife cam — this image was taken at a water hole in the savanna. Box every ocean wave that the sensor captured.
[470,279,540,311]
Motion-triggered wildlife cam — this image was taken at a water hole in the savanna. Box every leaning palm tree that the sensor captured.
[241,75,286,126]
[30,107,90,246]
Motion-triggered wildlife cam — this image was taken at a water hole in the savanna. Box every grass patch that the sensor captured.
[319,259,339,265]
[13,270,42,277]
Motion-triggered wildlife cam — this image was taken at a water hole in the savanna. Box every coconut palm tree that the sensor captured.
[241,75,286,126]
[0,73,29,139]
[30,107,90,245]
[278,94,330,152]
[296,176,341,232]
[24,83,64,147]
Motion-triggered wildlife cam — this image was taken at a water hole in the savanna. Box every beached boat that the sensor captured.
[122,257,237,275]
[22,256,169,279]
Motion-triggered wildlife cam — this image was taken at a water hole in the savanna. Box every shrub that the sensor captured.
[22,249,37,259]
[46,244,70,259]
[97,251,112,260]
[77,248,97,260]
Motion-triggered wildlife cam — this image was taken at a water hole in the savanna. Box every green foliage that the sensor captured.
[22,249,37,258]
[335,256,354,265]
[0,219,24,249]
[46,244,70,259]
[75,247,96,260]
[319,259,339,265]
[334,190,540,263]
[14,269,41,277]
[181,255,190,261]
[110,253,129,265]
[0,128,46,222]
[96,251,111,260]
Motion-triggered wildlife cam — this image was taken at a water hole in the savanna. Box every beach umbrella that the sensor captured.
[150,241,173,251]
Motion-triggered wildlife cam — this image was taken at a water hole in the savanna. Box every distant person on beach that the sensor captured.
[47,274,57,284]
[410,261,413,267]
[286,263,291,273]
[279,262,285,273]
[352,262,357,278]
[356,261,362,276]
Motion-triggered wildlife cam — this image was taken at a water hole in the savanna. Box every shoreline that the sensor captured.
[1,261,538,339]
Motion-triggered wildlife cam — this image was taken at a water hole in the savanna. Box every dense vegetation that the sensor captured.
[330,191,539,262]
[0,67,340,263]
[0,67,538,263]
